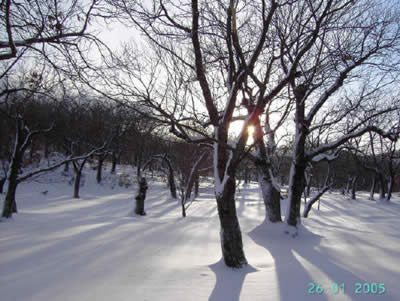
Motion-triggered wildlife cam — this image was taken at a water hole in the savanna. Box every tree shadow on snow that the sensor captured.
[248,223,398,301]
[208,258,258,301]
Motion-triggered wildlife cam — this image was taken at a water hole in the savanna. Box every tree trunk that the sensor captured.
[2,179,18,218]
[386,177,393,201]
[378,175,386,200]
[135,177,148,215]
[303,186,329,217]
[73,171,82,199]
[253,115,281,223]
[286,88,308,227]
[214,124,247,268]
[44,137,49,159]
[194,173,199,197]
[216,176,247,268]
[345,177,351,194]
[111,151,118,173]
[369,175,377,200]
[351,175,359,200]
[244,168,249,184]
[163,156,177,199]
[96,155,104,184]
[257,166,282,222]
[181,197,186,217]
[0,177,5,193]
[2,118,25,218]
[2,153,21,217]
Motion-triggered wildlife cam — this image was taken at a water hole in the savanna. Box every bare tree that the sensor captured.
[95,0,400,267]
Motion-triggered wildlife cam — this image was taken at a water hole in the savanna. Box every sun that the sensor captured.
[229,121,255,145]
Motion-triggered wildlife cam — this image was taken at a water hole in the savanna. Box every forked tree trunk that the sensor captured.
[254,115,281,223]
[72,158,89,199]
[73,171,82,199]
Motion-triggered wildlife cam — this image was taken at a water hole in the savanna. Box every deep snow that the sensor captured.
[1,167,400,301]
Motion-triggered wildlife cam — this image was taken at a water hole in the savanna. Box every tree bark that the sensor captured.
[2,179,18,218]
[0,177,5,193]
[216,176,247,268]
[96,155,104,184]
[214,125,247,268]
[378,175,386,200]
[252,114,282,223]
[135,177,148,215]
[194,173,199,197]
[369,175,377,200]
[351,175,359,200]
[286,91,308,227]
[386,177,393,201]
[111,151,118,173]
[72,158,89,199]
[2,118,26,218]
[73,170,82,199]
[303,186,329,217]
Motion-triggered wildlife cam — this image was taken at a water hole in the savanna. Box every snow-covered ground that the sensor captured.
[1,167,400,301]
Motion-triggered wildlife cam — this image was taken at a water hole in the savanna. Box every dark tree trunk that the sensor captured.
[303,163,331,218]
[73,171,82,199]
[111,151,118,173]
[305,172,312,198]
[386,177,393,201]
[194,173,199,197]
[2,118,26,218]
[351,175,359,200]
[214,124,247,268]
[369,175,377,200]
[303,186,329,217]
[244,168,249,184]
[378,175,386,200]
[181,197,186,217]
[286,87,308,227]
[345,177,351,194]
[253,115,281,223]
[135,177,148,215]
[2,179,18,218]
[96,155,104,184]
[163,156,177,199]
[72,158,89,199]
[216,176,247,268]
[64,161,69,172]
[44,137,49,159]
[0,177,5,193]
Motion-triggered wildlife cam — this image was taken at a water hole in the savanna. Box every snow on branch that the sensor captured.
[306,126,397,160]
[16,145,106,183]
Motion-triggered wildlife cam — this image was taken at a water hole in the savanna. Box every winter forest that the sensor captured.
[1,0,400,300]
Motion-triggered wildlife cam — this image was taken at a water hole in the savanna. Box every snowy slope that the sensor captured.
[1,167,400,301]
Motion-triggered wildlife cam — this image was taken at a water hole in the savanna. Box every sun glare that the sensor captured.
[229,121,255,145]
